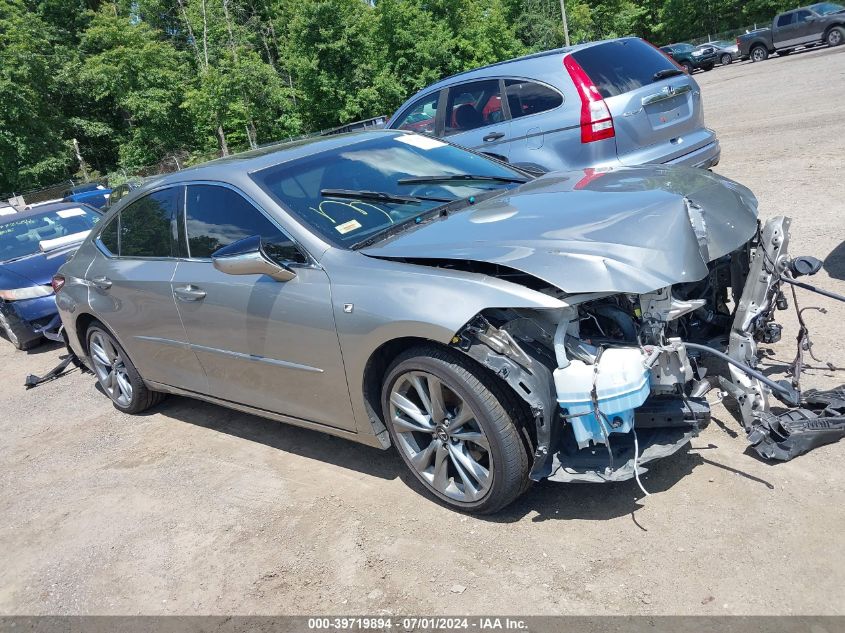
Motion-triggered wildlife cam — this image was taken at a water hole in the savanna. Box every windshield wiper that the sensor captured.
[1,252,40,264]
[320,188,452,204]
[397,174,528,186]
[653,68,685,81]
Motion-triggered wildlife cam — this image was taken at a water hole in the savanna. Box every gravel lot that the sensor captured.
[2,46,844,616]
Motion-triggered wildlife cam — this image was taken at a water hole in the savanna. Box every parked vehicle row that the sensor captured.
[738,2,845,61]
[5,35,834,514]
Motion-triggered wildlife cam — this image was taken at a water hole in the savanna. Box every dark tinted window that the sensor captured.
[185,185,306,263]
[98,215,119,255]
[571,39,679,99]
[119,188,177,258]
[504,80,563,118]
[444,79,504,136]
[394,92,440,135]
[776,12,794,26]
[792,9,812,21]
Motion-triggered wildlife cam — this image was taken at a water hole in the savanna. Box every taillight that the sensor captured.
[51,274,66,294]
[563,55,615,144]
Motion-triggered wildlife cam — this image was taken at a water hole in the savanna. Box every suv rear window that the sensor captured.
[570,39,678,99]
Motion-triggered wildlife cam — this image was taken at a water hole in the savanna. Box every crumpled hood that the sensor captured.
[362,165,758,294]
[0,246,79,287]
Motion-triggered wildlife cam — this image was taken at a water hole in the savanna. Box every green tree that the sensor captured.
[0,0,70,192]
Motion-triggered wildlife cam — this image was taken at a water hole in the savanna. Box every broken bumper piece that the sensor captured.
[545,396,709,483]
[749,388,845,461]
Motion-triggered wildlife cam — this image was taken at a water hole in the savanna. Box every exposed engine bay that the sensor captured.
[452,216,845,485]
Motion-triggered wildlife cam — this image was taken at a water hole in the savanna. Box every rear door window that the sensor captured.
[504,80,563,118]
[570,39,680,99]
[444,79,504,136]
[118,188,178,258]
[776,12,795,26]
[184,184,307,263]
[393,93,440,135]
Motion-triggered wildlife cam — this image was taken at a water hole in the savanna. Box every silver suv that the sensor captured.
[386,38,720,173]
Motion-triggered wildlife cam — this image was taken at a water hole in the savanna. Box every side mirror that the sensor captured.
[211,235,296,282]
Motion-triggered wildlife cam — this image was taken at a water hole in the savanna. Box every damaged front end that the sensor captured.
[452,216,845,484]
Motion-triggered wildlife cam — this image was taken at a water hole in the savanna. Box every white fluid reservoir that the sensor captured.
[553,348,650,449]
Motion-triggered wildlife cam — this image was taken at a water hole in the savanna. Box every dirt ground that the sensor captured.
[2,46,844,617]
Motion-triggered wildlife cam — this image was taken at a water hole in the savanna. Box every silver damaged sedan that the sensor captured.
[55,130,805,513]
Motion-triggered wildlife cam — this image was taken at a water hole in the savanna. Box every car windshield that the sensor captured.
[0,206,101,262]
[812,2,844,13]
[251,133,529,248]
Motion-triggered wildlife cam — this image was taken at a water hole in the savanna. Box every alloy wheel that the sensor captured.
[389,371,492,502]
[90,332,133,407]
[829,30,843,46]
[752,48,766,61]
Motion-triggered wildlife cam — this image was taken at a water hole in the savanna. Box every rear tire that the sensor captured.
[682,61,694,74]
[702,63,714,71]
[827,27,844,47]
[750,45,769,62]
[720,53,732,65]
[86,323,164,414]
[381,344,531,514]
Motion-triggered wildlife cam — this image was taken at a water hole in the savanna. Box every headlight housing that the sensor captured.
[0,285,54,301]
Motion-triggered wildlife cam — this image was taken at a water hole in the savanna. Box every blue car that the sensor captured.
[0,202,102,350]
[63,183,112,209]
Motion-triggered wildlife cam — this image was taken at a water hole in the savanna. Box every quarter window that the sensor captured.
[119,188,178,258]
[504,80,563,118]
[185,185,306,264]
[393,93,440,135]
[444,80,504,136]
[98,215,120,255]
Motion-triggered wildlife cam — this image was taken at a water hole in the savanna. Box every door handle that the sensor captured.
[173,285,207,302]
[92,276,112,290]
[483,132,505,142]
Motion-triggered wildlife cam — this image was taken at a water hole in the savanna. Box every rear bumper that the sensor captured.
[664,139,721,169]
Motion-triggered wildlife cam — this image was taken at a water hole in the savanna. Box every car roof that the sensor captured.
[397,38,648,97]
[143,129,410,190]
[0,201,98,224]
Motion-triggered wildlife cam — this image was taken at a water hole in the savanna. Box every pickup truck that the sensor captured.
[738,2,845,61]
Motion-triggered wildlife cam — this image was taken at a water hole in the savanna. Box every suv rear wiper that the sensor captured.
[653,68,685,81]
[320,188,452,204]
[397,174,528,185]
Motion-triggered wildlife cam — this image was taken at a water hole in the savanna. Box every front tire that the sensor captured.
[827,27,844,47]
[381,345,531,514]
[87,323,164,413]
[720,53,732,65]
[751,45,769,62]
[0,308,39,351]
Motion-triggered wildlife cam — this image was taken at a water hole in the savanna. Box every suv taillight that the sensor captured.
[51,274,65,294]
[563,55,615,144]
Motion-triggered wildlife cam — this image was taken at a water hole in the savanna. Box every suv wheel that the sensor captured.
[720,53,732,65]
[827,27,844,47]
[751,45,769,62]
[381,345,531,514]
[87,323,164,413]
